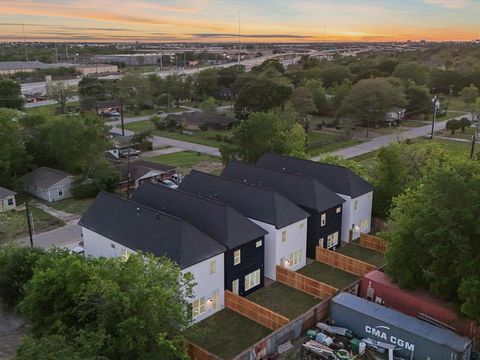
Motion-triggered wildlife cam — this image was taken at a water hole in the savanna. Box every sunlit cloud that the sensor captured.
[424,0,471,9]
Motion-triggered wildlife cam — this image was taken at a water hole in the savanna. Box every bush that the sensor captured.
[215,134,223,142]
[0,246,44,308]
[72,182,98,199]
[199,123,209,131]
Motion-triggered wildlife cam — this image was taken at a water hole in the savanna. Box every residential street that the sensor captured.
[17,221,82,251]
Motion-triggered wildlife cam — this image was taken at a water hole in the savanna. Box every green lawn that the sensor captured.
[402,119,429,127]
[337,243,386,268]
[308,139,363,157]
[247,282,320,319]
[148,151,220,169]
[433,138,474,157]
[48,198,94,216]
[442,97,472,112]
[24,101,80,115]
[436,126,477,140]
[297,261,359,289]
[0,207,64,243]
[189,309,271,359]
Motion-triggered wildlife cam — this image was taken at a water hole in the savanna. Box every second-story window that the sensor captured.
[321,213,326,226]
[234,249,241,265]
[210,259,217,274]
[354,200,359,210]
[281,231,287,243]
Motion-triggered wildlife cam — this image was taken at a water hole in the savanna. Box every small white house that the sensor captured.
[79,192,226,323]
[385,107,406,125]
[178,170,311,280]
[0,187,16,212]
[25,167,74,203]
[337,190,373,241]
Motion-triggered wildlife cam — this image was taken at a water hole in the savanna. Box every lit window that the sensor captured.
[354,200,359,211]
[210,259,216,274]
[245,269,261,291]
[121,248,130,260]
[212,289,219,310]
[256,240,262,248]
[281,231,287,243]
[320,213,326,226]
[326,232,339,249]
[290,249,303,266]
[318,238,324,247]
[361,218,370,231]
[192,297,206,318]
[232,279,239,294]
[336,207,341,213]
[234,250,241,265]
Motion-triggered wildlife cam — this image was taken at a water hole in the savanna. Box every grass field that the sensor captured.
[308,138,363,157]
[0,206,64,243]
[247,282,320,319]
[48,198,94,215]
[337,243,386,268]
[190,309,271,359]
[24,101,80,115]
[148,151,220,169]
[436,126,477,140]
[297,261,359,289]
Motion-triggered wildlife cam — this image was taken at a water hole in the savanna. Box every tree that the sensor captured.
[393,62,430,85]
[459,117,471,132]
[321,65,351,88]
[337,78,407,127]
[0,79,24,109]
[117,74,152,110]
[78,77,118,109]
[305,80,328,114]
[290,87,316,114]
[459,84,478,110]
[446,119,461,134]
[384,157,480,322]
[46,81,77,114]
[196,68,219,98]
[218,65,245,88]
[404,83,431,115]
[199,97,217,113]
[19,250,195,359]
[234,79,292,117]
[220,112,306,163]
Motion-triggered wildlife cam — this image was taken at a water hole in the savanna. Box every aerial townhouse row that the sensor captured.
[79,154,374,323]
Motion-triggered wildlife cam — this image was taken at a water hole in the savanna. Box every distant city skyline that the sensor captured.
[0,0,479,42]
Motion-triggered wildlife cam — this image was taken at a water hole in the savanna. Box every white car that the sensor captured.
[159,180,178,189]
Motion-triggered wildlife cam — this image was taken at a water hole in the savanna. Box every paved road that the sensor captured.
[17,221,82,250]
[24,96,79,108]
[313,114,472,160]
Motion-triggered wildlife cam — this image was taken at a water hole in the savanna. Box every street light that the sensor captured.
[430,95,440,139]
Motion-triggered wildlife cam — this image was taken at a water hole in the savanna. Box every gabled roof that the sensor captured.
[221,161,344,212]
[25,167,73,189]
[179,170,310,229]
[257,153,373,198]
[116,160,175,182]
[0,186,16,199]
[79,192,225,269]
[131,183,267,249]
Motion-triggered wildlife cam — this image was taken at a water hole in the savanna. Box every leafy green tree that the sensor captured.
[321,156,370,181]
[251,58,285,74]
[384,157,480,322]
[46,81,78,114]
[290,87,316,114]
[199,97,217,113]
[220,112,306,163]
[234,79,292,117]
[331,79,352,109]
[117,74,152,110]
[321,65,351,88]
[459,117,471,132]
[78,77,118,109]
[337,78,407,127]
[218,65,245,88]
[404,83,431,115]
[196,68,219,98]
[305,80,328,114]
[0,79,24,109]
[459,84,478,110]
[446,119,461,134]
[393,62,430,85]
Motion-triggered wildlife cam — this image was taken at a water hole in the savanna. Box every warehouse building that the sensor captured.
[0,61,117,76]
[330,292,472,360]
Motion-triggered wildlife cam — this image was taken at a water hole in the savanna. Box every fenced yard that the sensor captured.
[147,151,222,174]
[297,261,359,289]
[189,308,271,360]
[246,282,320,319]
[337,243,386,268]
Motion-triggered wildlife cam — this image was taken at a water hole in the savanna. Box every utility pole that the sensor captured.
[25,202,33,247]
[431,95,439,139]
[471,127,478,159]
[65,43,69,61]
[238,11,241,65]
[126,137,131,198]
[54,44,58,63]
[120,98,125,136]
[22,23,28,62]
[446,85,453,112]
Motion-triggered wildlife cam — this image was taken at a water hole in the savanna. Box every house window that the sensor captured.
[7,198,13,206]
[360,218,370,232]
[192,297,206,318]
[281,231,287,243]
[336,207,341,213]
[300,222,305,228]
[58,189,63,196]
[326,232,339,249]
[318,238,324,247]
[244,269,261,291]
[320,213,326,227]
[111,243,116,249]
[210,259,216,275]
[232,279,239,294]
[354,200,359,211]
[290,249,303,266]
[234,250,241,265]
[256,240,262,248]
[212,289,219,310]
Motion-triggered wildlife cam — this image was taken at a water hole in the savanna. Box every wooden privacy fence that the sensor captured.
[188,342,222,360]
[316,246,376,276]
[224,290,289,330]
[276,266,338,299]
[359,233,388,253]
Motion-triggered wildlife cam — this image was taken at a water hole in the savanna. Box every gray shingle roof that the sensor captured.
[79,192,225,269]
[0,186,16,199]
[257,153,374,198]
[332,292,471,353]
[25,167,73,189]
[221,161,345,212]
[132,183,267,249]
[179,170,310,229]
[116,160,175,182]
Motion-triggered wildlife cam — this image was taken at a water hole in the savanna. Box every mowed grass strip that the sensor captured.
[48,197,94,216]
[147,151,219,169]
[337,243,386,268]
[297,261,359,289]
[247,282,320,319]
[190,308,271,359]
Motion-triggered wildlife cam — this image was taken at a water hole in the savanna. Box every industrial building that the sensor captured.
[0,61,117,76]
[94,53,174,66]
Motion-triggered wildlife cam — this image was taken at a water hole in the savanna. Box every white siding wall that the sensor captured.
[250,218,308,280]
[338,191,373,242]
[0,196,16,212]
[27,177,74,203]
[82,227,224,323]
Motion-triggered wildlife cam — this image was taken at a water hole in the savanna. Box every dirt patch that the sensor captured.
[0,305,28,360]
[192,160,224,175]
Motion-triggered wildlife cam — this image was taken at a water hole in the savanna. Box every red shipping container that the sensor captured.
[360,270,478,340]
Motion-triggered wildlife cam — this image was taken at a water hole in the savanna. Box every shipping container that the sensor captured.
[360,270,478,340]
[330,292,472,360]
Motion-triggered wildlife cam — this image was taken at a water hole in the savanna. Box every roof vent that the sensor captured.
[162,206,167,211]
[136,207,141,215]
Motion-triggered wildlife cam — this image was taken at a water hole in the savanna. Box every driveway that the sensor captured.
[17,221,82,251]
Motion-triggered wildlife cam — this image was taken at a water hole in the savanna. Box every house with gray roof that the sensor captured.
[25,167,74,203]
[0,187,17,212]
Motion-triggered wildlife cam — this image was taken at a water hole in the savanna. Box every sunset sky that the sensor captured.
[0,0,479,42]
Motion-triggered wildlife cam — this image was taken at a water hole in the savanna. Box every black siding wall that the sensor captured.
[224,236,265,297]
[305,205,343,259]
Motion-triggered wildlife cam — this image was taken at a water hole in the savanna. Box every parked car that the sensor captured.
[159,180,178,189]
[171,173,183,185]
[110,111,121,116]
[119,149,141,158]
